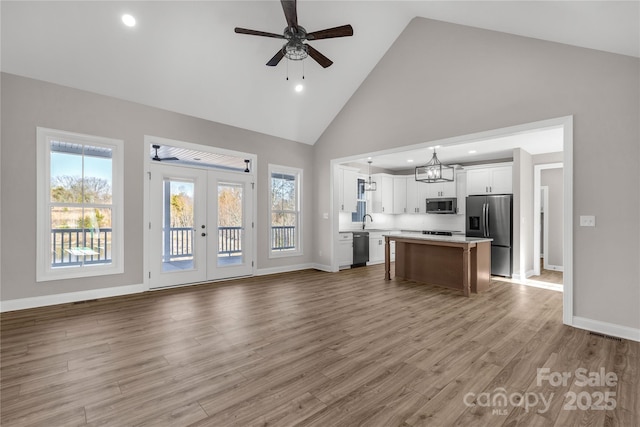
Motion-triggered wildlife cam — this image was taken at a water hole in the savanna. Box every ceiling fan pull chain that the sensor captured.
[286,58,289,81]
[302,60,305,79]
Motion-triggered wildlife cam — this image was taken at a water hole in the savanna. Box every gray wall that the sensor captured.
[1,73,314,301]
[313,18,639,329]
[541,168,564,267]
[513,148,534,279]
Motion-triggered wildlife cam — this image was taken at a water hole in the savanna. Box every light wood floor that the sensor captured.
[528,258,563,285]
[1,265,637,426]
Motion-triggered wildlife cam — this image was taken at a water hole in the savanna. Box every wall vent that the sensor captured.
[589,331,623,342]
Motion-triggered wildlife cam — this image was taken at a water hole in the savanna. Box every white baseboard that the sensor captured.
[0,283,146,313]
[312,263,333,273]
[255,263,314,276]
[525,269,535,278]
[572,316,640,342]
[545,264,564,272]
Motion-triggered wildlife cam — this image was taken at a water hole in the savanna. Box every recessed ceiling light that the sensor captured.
[295,84,304,93]
[122,14,136,27]
[367,157,372,160]
[468,150,477,154]
[407,159,414,163]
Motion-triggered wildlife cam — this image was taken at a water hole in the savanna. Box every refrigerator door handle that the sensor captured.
[486,203,490,237]
[482,203,487,237]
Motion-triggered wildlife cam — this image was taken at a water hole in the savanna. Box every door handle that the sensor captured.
[201,233,207,237]
[482,203,487,237]
[484,203,490,237]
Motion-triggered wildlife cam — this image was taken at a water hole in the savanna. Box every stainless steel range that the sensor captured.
[422,230,453,236]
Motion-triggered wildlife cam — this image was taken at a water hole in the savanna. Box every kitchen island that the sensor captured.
[384,233,493,297]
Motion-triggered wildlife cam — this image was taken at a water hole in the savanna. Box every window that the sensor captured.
[352,178,367,222]
[269,165,302,257]
[37,128,124,281]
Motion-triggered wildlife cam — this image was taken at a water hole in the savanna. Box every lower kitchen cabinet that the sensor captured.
[338,232,353,269]
[368,232,395,264]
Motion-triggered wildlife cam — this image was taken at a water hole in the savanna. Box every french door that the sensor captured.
[149,164,253,289]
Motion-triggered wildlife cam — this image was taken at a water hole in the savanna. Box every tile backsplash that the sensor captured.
[340,212,465,232]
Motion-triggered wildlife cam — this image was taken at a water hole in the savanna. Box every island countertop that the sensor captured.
[383,232,493,244]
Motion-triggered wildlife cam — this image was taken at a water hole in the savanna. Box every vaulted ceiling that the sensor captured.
[2,1,638,145]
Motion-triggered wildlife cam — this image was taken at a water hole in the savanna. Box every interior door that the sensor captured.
[207,171,254,280]
[149,164,208,288]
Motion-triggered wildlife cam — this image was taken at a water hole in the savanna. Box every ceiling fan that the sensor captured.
[234,0,353,68]
[151,145,178,162]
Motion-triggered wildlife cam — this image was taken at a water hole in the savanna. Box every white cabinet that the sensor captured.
[338,168,358,212]
[425,176,456,198]
[368,232,395,264]
[456,171,467,215]
[405,178,418,214]
[466,165,512,195]
[370,174,393,214]
[405,177,430,214]
[393,177,407,214]
[338,232,353,268]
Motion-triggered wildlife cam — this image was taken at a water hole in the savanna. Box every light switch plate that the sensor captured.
[580,215,596,227]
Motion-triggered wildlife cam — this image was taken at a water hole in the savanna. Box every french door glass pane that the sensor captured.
[162,179,195,272]
[218,182,243,267]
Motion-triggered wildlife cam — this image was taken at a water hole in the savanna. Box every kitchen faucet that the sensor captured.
[362,214,373,230]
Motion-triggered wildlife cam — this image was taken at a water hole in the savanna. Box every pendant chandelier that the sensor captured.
[364,160,377,191]
[415,148,454,183]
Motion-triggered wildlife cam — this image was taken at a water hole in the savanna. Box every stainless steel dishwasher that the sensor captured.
[351,231,369,267]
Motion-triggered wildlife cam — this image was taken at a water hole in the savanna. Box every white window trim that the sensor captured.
[268,164,303,258]
[36,127,124,281]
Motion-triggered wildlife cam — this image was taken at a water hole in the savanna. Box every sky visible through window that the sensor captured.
[51,152,112,186]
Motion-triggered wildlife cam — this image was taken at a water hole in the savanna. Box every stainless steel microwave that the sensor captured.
[426,198,457,214]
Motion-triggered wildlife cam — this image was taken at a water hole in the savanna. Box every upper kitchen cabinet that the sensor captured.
[466,164,513,195]
[393,177,407,214]
[338,167,359,212]
[370,174,393,213]
[425,174,457,198]
[456,171,467,215]
[406,177,430,213]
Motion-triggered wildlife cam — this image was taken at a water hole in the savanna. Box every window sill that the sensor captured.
[268,250,303,259]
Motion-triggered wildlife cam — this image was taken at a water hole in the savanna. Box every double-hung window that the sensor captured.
[269,165,302,257]
[36,128,124,281]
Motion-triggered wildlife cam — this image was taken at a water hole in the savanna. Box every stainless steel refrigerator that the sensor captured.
[466,194,513,277]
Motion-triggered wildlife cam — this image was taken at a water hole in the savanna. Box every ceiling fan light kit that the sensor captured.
[234,0,353,69]
[151,144,179,162]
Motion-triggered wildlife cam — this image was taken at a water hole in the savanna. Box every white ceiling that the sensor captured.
[2,1,638,145]
[351,126,564,171]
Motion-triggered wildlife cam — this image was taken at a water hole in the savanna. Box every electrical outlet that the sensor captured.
[580,215,596,227]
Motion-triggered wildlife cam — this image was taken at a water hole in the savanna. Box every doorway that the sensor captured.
[533,163,563,288]
[145,137,256,290]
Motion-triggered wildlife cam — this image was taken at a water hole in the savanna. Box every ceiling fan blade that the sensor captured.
[234,27,284,39]
[307,25,354,40]
[281,0,298,29]
[307,44,333,68]
[266,49,285,66]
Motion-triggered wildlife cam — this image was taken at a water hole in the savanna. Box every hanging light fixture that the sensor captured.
[364,160,377,191]
[415,148,454,183]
